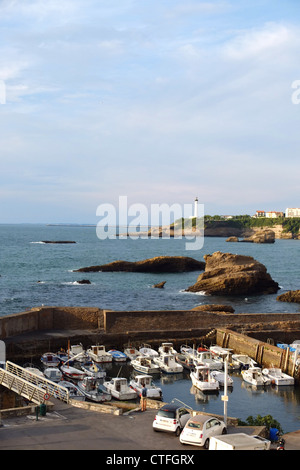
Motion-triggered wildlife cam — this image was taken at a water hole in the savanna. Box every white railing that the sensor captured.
[2,361,70,404]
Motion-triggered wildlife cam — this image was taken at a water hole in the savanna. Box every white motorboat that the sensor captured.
[241,367,271,386]
[210,346,240,370]
[180,345,198,360]
[129,374,162,400]
[190,365,219,392]
[43,367,63,383]
[210,370,234,387]
[175,353,195,370]
[60,363,86,381]
[103,377,138,400]
[23,363,45,378]
[80,360,106,380]
[124,346,140,361]
[139,344,159,359]
[69,344,89,363]
[153,353,183,374]
[87,345,113,363]
[131,355,160,374]
[194,351,223,370]
[77,377,112,402]
[57,380,86,401]
[262,368,295,386]
[108,349,127,362]
[158,342,177,356]
[40,352,61,368]
[232,354,257,370]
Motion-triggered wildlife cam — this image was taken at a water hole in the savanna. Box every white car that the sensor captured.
[180,414,227,448]
[153,404,192,436]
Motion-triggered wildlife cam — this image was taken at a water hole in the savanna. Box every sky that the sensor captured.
[0,0,300,224]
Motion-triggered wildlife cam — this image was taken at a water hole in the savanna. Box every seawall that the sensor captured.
[1,306,300,381]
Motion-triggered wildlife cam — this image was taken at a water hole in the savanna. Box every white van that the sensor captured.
[209,433,271,450]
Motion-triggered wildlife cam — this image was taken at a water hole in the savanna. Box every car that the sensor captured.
[152,404,192,436]
[179,414,227,449]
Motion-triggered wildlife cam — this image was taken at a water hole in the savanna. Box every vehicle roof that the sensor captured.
[188,414,216,423]
[159,404,182,411]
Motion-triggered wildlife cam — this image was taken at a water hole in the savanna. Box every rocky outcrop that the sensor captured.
[75,256,205,273]
[277,290,300,303]
[241,229,275,243]
[192,304,235,313]
[226,236,239,242]
[41,240,76,244]
[226,230,276,243]
[152,281,166,288]
[186,251,279,296]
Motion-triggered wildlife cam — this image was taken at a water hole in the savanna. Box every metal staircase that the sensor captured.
[0,361,70,404]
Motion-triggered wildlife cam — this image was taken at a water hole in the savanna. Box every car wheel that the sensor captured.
[204,438,210,449]
[175,427,181,437]
[222,427,227,435]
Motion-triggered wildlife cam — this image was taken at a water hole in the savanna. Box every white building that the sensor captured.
[286,208,300,218]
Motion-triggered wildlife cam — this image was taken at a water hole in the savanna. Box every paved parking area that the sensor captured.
[1,399,299,452]
[0,401,200,451]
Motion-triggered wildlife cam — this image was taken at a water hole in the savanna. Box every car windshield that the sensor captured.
[157,410,175,419]
[187,421,203,429]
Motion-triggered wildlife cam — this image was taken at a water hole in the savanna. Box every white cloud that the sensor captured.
[223,23,295,61]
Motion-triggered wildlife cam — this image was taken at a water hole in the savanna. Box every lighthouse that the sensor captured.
[194,197,198,218]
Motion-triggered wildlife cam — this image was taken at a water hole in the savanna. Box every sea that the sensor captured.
[1,223,300,433]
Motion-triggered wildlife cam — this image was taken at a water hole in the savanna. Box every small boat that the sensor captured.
[194,351,223,370]
[77,377,112,402]
[232,354,257,370]
[56,381,86,401]
[60,363,86,381]
[103,377,138,400]
[69,344,89,363]
[210,370,233,387]
[129,374,162,400]
[139,344,159,359]
[108,349,127,362]
[210,346,240,370]
[40,352,61,368]
[56,349,70,364]
[262,368,294,386]
[43,367,63,383]
[241,367,271,386]
[153,353,183,374]
[131,356,160,374]
[87,345,113,363]
[190,365,219,392]
[124,346,140,361]
[23,363,45,378]
[158,342,177,356]
[175,353,195,370]
[80,360,106,379]
[180,345,198,359]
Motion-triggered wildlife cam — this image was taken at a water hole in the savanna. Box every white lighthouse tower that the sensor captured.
[194,197,198,218]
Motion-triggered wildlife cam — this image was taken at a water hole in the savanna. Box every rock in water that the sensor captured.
[277,290,300,303]
[75,256,205,273]
[186,251,279,296]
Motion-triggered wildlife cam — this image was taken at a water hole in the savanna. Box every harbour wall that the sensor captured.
[1,306,300,381]
[2,306,300,342]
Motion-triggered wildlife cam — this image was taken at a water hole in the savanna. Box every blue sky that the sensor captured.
[0,0,300,223]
